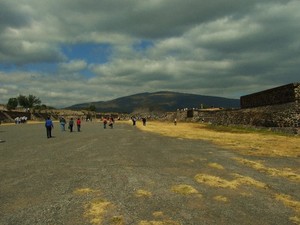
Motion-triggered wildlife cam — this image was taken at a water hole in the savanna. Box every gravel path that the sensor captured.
[0,121,299,225]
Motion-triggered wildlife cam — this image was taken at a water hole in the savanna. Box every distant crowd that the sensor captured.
[44,115,118,138]
[15,116,28,124]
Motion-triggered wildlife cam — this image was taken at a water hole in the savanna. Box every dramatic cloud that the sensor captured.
[0,0,299,107]
[59,60,87,73]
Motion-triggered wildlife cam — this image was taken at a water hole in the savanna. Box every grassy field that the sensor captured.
[130,120,300,224]
[133,120,300,158]
[2,120,300,224]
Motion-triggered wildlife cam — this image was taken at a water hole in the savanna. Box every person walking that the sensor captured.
[108,116,114,129]
[59,117,66,131]
[45,116,54,138]
[68,118,74,132]
[103,117,107,129]
[142,117,146,126]
[76,117,81,132]
[131,116,136,126]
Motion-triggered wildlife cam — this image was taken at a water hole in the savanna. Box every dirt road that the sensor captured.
[0,121,299,225]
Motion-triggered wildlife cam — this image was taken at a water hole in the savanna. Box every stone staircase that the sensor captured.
[0,111,13,122]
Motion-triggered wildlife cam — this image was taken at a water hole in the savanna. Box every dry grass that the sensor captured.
[213,195,228,202]
[110,216,125,225]
[275,194,300,224]
[171,184,199,195]
[84,199,112,225]
[138,212,181,225]
[73,188,101,196]
[135,189,153,198]
[194,174,236,189]
[153,211,164,217]
[234,157,300,182]
[232,173,268,189]
[208,163,224,170]
[74,188,113,225]
[139,220,180,225]
[134,121,300,157]
[194,173,268,189]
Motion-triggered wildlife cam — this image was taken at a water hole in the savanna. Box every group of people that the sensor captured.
[59,117,81,132]
[102,117,114,129]
[45,116,82,138]
[131,116,147,126]
[14,116,28,124]
[45,116,116,138]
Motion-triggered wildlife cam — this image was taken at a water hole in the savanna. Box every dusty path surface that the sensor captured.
[0,121,299,225]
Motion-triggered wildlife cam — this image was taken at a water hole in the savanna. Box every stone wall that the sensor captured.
[192,102,298,126]
[174,101,299,134]
[240,83,300,108]
[170,83,298,134]
[0,111,32,122]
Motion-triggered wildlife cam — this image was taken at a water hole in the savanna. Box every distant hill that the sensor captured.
[66,91,240,113]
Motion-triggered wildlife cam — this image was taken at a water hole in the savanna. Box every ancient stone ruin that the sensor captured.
[240,83,299,108]
[178,83,300,134]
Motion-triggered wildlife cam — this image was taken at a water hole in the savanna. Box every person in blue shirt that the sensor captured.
[45,116,54,138]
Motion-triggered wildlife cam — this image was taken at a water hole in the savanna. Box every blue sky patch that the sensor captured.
[133,40,154,52]
[61,43,112,64]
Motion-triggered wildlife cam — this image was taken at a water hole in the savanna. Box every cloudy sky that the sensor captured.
[0,0,299,108]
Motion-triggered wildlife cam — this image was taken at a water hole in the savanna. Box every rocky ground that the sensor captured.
[0,121,299,225]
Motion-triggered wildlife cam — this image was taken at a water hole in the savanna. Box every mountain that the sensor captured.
[66,91,240,113]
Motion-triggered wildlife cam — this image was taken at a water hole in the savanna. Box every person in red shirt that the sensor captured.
[109,116,114,128]
[103,117,107,129]
[76,118,81,132]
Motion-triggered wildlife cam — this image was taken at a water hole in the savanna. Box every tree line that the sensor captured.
[6,94,53,111]
[6,94,96,112]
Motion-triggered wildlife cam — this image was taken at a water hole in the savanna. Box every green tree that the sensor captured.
[17,95,29,108]
[34,104,47,110]
[88,104,96,112]
[6,98,18,110]
[27,94,41,108]
[17,94,41,108]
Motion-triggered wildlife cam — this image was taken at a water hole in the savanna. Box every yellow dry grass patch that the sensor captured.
[138,212,181,225]
[194,173,267,189]
[73,188,123,225]
[232,173,268,189]
[139,220,180,225]
[171,184,199,195]
[135,189,152,198]
[73,188,101,195]
[240,192,253,197]
[275,194,300,224]
[195,174,236,189]
[84,199,112,225]
[208,163,224,170]
[234,157,300,182]
[213,195,228,202]
[290,216,300,225]
[153,211,164,217]
[110,216,125,225]
[135,121,300,157]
